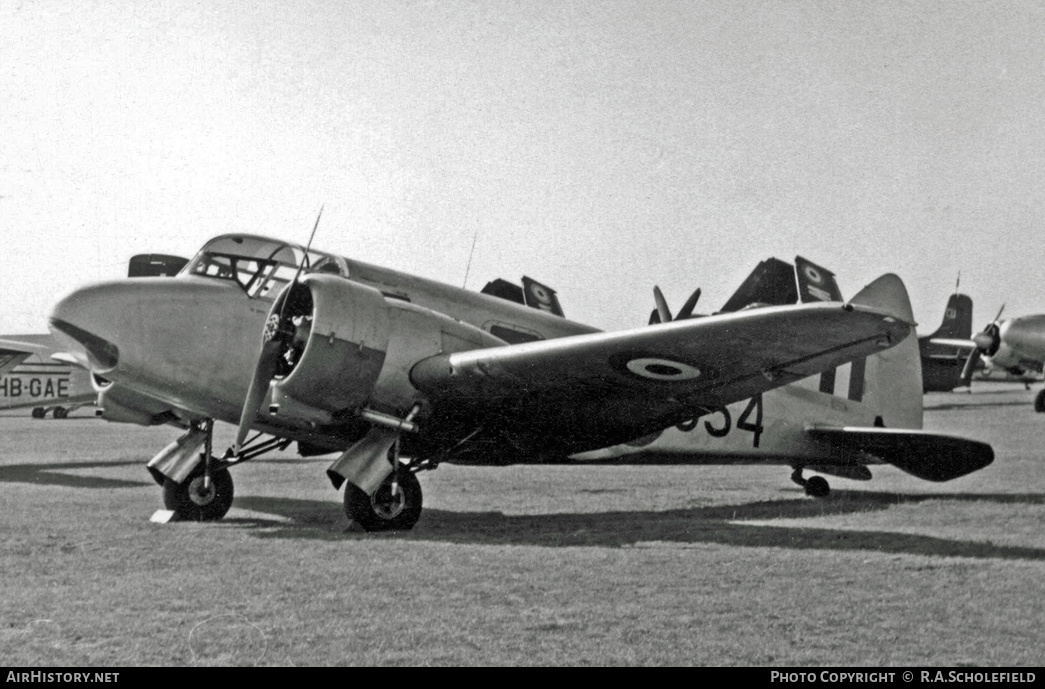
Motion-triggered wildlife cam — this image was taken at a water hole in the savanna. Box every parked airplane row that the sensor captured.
[11,228,999,531]
[918,292,1045,409]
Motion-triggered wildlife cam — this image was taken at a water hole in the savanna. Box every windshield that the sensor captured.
[181,235,347,298]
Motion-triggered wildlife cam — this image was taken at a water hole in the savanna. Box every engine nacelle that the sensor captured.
[272,274,502,419]
[96,384,171,426]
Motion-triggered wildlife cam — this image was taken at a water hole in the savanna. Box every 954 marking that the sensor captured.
[675,394,764,448]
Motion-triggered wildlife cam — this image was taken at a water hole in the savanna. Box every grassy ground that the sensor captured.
[0,387,1042,666]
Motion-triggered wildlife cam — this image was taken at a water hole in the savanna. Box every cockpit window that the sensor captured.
[181,235,348,299]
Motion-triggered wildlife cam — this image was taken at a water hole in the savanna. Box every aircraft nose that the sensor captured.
[999,316,1045,359]
[49,281,143,374]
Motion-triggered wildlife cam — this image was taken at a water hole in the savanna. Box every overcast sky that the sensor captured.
[2,0,1042,335]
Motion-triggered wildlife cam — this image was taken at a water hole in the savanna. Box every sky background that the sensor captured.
[2,0,1042,335]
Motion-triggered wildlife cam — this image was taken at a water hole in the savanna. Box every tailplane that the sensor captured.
[808,275,993,481]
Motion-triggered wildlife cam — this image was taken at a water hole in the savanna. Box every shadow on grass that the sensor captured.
[232,491,1045,560]
[925,400,1033,411]
[0,460,151,489]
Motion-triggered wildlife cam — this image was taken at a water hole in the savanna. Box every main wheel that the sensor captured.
[53,406,68,419]
[344,470,422,532]
[1034,389,1045,413]
[162,464,235,521]
[31,407,45,419]
[804,475,830,498]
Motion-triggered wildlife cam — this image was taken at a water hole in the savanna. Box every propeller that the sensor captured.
[648,286,701,324]
[233,208,324,455]
[960,304,1005,384]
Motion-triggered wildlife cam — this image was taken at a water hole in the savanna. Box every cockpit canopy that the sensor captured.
[180,234,348,298]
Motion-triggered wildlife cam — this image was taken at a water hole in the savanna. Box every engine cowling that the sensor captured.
[270,273,502,421]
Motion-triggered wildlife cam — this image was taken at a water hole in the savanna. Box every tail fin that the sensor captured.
[128,254,189,278]
[846,274,923,430]
[795,256,844,303]
[927,293,973,340]
[719,258,797,312]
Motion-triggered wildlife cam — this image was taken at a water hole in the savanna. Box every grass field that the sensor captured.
[1,387,1042,666]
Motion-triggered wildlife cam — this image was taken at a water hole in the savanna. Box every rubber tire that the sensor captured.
[804,475,831,498]
[53,407,68,419]
[162,465,235,522]
[344,470,422,532]
[31,407,45,419]
[1034,389,1045,413]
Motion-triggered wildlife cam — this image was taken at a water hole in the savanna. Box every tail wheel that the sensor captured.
[344,469,422,532]
[162,464,235,521]
[804,475,831,498]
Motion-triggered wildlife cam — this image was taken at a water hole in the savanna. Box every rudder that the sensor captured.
[847,274,923,430]
[927,293,973,340]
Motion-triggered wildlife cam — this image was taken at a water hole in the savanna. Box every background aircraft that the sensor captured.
[916,292,1043,395]
[586,258,993,497]
[0,334,94,418]
[961,311,1045,411]
[919,292,976,393]
[48,234,989,530]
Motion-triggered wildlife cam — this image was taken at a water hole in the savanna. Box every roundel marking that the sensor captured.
[624,357,702,381]
[530,284,552,304]
[803,265,823,284]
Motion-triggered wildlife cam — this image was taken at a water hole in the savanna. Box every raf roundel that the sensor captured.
[623,357,702,381]
[530,284,552,306]
[803,265,822,285]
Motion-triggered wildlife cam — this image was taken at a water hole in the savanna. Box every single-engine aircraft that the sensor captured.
[581,258,994,497]
[48,234,992,530]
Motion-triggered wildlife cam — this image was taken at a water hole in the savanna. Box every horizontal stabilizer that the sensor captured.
[806,426,993,482]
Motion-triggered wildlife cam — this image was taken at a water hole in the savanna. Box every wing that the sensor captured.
[412,299,911,454]
[0,338,50,377]
[806,427,993,482]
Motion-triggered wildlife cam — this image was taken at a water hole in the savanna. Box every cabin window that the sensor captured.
[489,324,543,345]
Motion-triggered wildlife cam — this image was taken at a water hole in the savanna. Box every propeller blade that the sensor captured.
[233,207,325,455]
[960,348,982,384]
[653,286,673,323]
[676,287,702,320]
[993,304,1005,323]
[234,336,283,454]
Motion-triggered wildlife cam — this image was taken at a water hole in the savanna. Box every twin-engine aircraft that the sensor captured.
[919,292,977,393]
[48,234,992,530]
[918,292,1043,397]
[0,254,190,419]
[960,310,1045,410]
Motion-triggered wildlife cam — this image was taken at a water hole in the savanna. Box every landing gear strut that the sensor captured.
[161,419,235,521]
[163,463,235,521]
[791,468,830,498]
[344,469,423,532]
